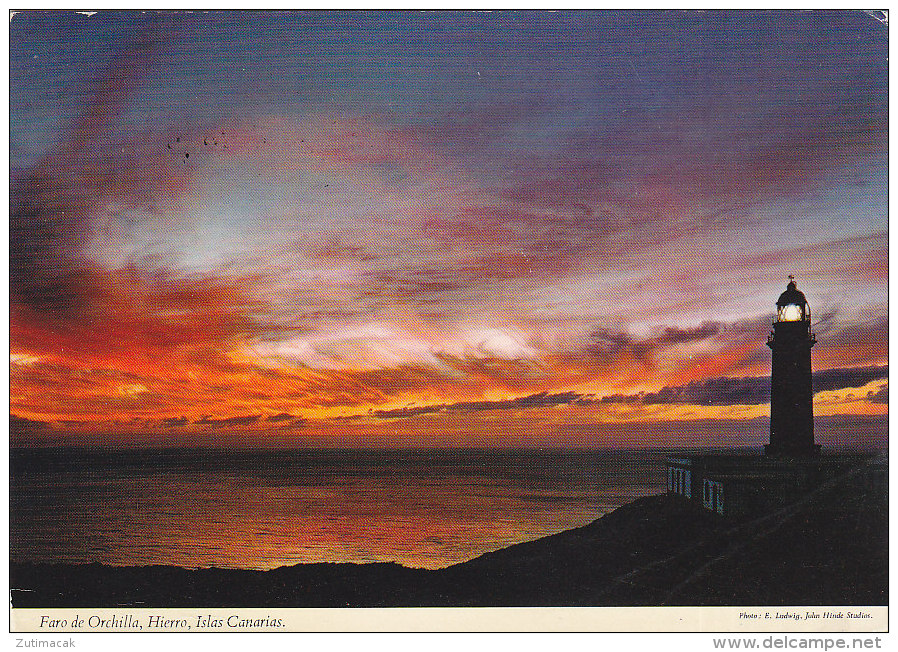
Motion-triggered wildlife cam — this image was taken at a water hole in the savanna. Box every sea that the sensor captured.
[11,447,684,570]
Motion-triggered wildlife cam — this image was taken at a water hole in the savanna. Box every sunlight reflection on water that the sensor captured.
[11,447,668,569]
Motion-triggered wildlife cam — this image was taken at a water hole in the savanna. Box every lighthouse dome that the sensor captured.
[776,279,807,307]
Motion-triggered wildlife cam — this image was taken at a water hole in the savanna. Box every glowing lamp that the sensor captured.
[778,303,803,322]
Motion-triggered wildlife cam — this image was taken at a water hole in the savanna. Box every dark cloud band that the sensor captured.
[370,364,889,419]
[600,365,888,407]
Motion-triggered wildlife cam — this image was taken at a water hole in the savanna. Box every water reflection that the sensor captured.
[11,448,668,570]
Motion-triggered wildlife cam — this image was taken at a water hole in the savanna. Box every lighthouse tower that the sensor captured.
[765,276,820,457]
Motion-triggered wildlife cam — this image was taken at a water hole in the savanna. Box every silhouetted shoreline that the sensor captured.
[11,472,887,607]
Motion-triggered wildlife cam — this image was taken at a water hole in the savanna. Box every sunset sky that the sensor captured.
[10,11,888,447]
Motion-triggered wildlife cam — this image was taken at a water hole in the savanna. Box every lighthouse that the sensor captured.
[664,276,867,517]
[765,276,820,457]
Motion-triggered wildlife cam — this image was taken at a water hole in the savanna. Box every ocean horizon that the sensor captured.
[12,444,881,571]
[12,446,705,571]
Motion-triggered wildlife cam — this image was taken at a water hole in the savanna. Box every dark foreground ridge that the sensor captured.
[11,465,887,607]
